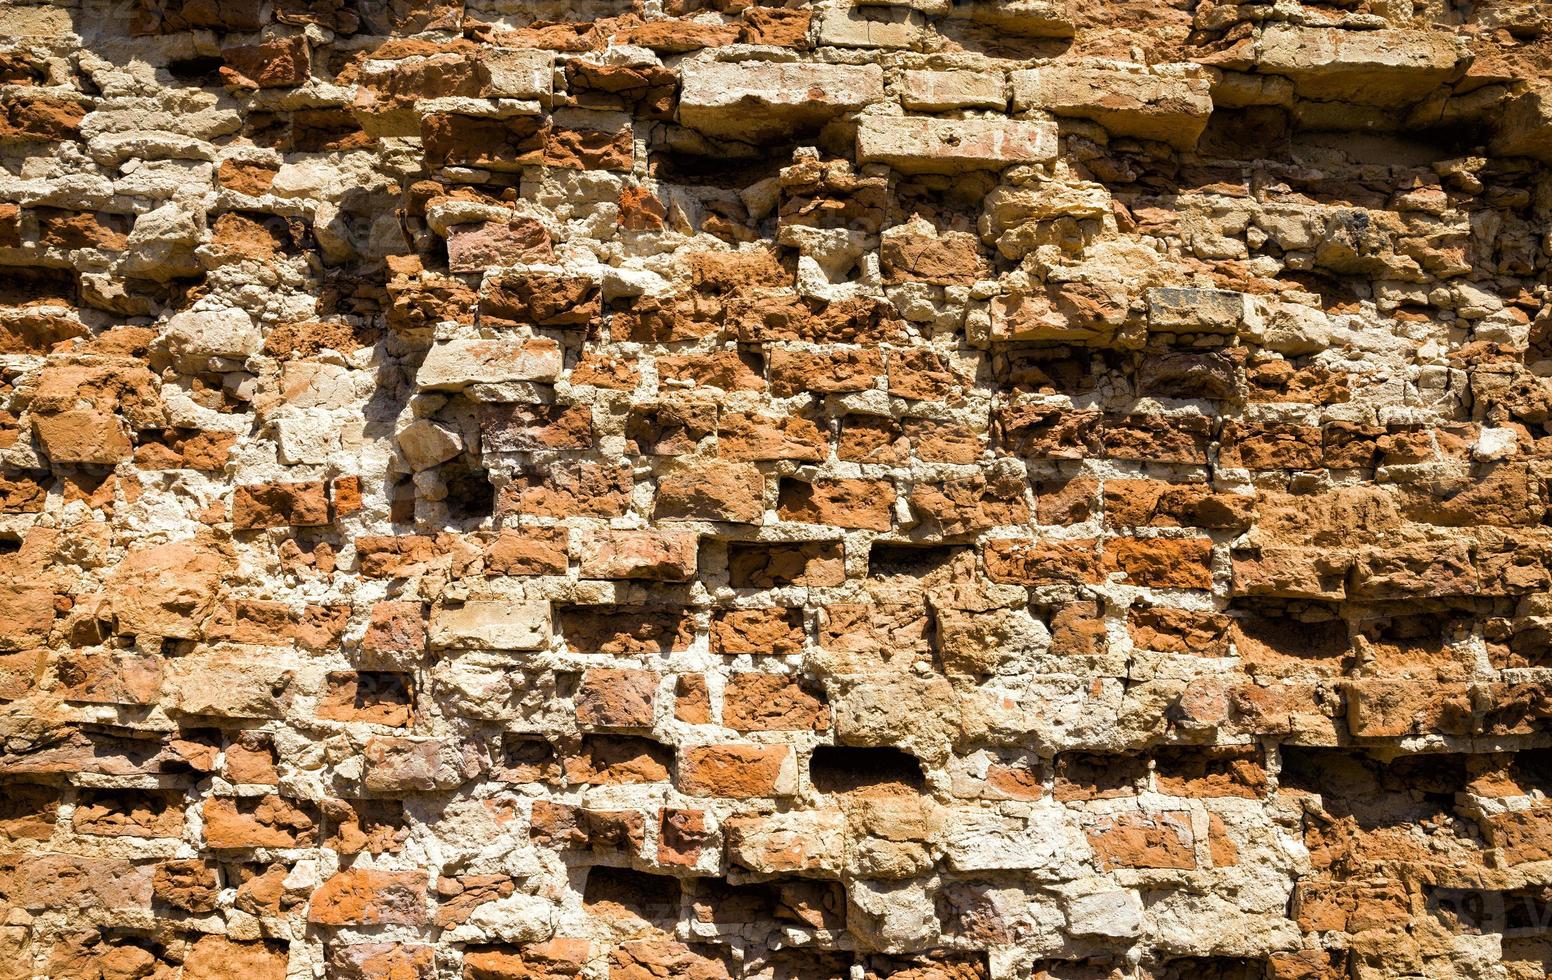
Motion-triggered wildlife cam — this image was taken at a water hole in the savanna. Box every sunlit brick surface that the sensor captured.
[2,0,1552,977]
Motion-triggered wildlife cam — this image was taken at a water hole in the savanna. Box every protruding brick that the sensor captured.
[1011,60,1213,149]
[578,528,698,581]
[679,61,884,141]
[857,116,1057,172]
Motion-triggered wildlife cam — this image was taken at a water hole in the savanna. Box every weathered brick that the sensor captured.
[16,9,1546,975]
[308,869,429,926]
[679,61,883,141]
[723,673,830,731]
[711,607,806,655]
[777,477,895,531]
[203,795,317,848]
[655,461,765,524]
[232,480,331,529]
[576,668,659,729]
[678,745,797,798]
[578,528,698,581]
[430,601,551,650]
[857,116,1057,172]
[729,541,846,588]
[1103,537,1214,589]
[1086,811,1196,870]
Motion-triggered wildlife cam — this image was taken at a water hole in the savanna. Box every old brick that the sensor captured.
[657,808,710,867]
[481,402,594,452]
[363,601,429,661]
[203,794,316,848]
[505,460,633,518]
[724,810,845,876]
[183,937,289,980]
[711,607,806,655]
[717,411,827,462]
[329,944,435,980]
[679,61,883,141]
[430,600,551,650]
[1103,537,1214,589]
[655,460,764,524]
[418,339,563,389]
[777,477,894,531]
[566,736,673,785]
[309,869,428,926]
[222,35,310,89]
[857,116,1057,172]
[8,853,152,910]
[364,735,485,793]
[767,347,883,396]
[610,940,731,980]
[463,940,590,980]
[325,798,407,855]
[729,541,846,588]
[910,475,1029,537]
[1087,811,1196,870]
[984,538,1102,585]
[152,859,219,913]
[674,674,711,724]
[233,480,330,529]
[576,668,659,729]
[446,217,555,271]
[225,731,279,784]
[679,745,796,798]
[560,605,693,654]
[578,528,698,581]
[723,674,830,731]
[318,671,414,726]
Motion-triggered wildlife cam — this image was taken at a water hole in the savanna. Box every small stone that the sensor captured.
[397,419,464,470]
[160,308,261,369]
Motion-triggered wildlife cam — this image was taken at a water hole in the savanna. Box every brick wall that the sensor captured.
[1,0,1551,977]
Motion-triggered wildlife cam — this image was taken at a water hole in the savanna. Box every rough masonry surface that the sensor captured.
[0,0,1551,978]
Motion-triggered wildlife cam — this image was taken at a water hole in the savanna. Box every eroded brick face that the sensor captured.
[1,1,1550,978]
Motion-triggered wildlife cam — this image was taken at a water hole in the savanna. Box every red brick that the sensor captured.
[576,668,659,729]
[723,674,830,731]
[1086,811,1196,870]
[308,869,429,927]
[777,477,895,531]
[578,528,698,581]
[233,480,331,529]
[678,745,794,799]
[1103,537,1214,589]
[657,808,710,867]
[984,538,1102,585]
[674,674,711,724]
[463,940,590,980]
[183,937,289,980]
[655,461,764,524]
[203,795,317,849]
[710,607,805,655]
